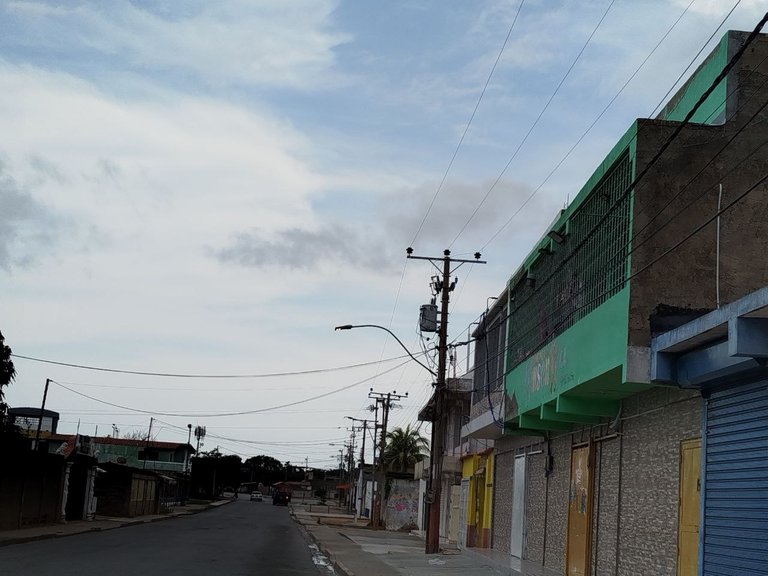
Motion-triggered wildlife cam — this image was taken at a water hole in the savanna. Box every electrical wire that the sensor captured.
[485,10,768,340]
[435,86,768,400]
[649,0,743,119]
[448,31,768,353]
[410,0,527,246]
[479,0,701,250]
[450,0,619,248]
[10,351,416,379]
[47,359,411,418]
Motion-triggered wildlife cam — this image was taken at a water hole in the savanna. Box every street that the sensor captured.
[0,498,331,576]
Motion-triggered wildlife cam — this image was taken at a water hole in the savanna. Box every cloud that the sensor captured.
[214,177,561,271]
[381,177,559,249]
[0,158,59,270]
[215,225,379,270]
[3,0,349,89]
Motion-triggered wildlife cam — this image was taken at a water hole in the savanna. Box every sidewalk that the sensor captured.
[0,499,231,547]
[291,501,561,576]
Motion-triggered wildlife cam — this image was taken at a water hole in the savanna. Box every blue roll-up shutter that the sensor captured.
[702,379,768,575]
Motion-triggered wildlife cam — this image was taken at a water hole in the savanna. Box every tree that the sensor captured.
[121,429,157,441]
[0,330,17,435]
[383,425,429,472]
[242,455,284,485]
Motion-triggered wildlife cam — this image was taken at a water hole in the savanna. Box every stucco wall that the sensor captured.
[383,478,420,531]
[629,34,768,348]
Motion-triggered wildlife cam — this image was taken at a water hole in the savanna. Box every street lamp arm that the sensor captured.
[334,324,437,377]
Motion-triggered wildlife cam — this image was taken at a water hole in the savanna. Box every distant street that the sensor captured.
[0,498,328,576]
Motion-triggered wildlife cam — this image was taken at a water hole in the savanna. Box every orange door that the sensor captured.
[677,438,701,576]
[566,444,592,576]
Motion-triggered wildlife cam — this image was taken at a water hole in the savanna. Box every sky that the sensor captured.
[1,0,765,469]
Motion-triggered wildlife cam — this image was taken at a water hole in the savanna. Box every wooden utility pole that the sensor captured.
[34,378,51,450]
[406,247,485,554]
[369,389,407,529]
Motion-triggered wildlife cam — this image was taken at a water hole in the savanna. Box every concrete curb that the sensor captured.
[289,506,354,576]
[0,499,232,548]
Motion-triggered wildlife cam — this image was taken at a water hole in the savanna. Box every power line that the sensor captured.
[438,62,768,387]
[410,0,527,246]
[10,351,416,379]
[484,9,768,339]
[479,0,701,250]
[47,359,411,418]
[450,0,619,248]
[448,31,768,351]
[649,0,743,118]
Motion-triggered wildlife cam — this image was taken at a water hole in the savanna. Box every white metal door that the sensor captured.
[458,478,469,549]
[510,455,526,558]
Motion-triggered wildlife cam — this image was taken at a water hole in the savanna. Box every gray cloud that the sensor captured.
[0,159,59,270]
[215,225,393,271]
[380,178,561,249]
[213,177,561,273]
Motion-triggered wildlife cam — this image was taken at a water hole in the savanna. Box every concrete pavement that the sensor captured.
[290,501,562,576]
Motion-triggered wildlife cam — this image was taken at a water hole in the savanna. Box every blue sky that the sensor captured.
[1,0,765,466]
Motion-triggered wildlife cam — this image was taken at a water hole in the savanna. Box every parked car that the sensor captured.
[272,491,290,506]
[250,491,263,502]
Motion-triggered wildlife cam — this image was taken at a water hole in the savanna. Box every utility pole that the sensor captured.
[369,389,407,529]
[143,417,153,470]
[407,247,485,554]
[34,378,51,450]
[346,416,369,520]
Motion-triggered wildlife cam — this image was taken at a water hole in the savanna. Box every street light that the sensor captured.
[334,324,437,377]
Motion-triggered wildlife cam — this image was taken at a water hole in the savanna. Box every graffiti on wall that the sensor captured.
[526,342,569,397]
[384,478,420,531]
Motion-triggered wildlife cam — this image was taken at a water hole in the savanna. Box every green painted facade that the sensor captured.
[500,32,736,431]
[506,287,630,423]
[98,441,186,472]
[503,126,638,428]
[657,34,729,125]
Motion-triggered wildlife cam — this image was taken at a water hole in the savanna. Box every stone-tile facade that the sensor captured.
[490,387,702,576]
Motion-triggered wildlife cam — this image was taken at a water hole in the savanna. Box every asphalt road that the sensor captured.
[0,498,330,576]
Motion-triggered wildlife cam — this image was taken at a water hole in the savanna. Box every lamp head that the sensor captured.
[335,324,354,331]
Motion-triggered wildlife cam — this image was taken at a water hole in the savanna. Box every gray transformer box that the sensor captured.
[420,303,438,332]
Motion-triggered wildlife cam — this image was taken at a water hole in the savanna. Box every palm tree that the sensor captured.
[383,425,429,472]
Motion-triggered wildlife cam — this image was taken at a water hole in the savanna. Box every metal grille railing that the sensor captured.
[472,310,507,406]
[506,150,632,371]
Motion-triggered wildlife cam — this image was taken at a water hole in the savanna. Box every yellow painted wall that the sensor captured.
[462,456,478,529]
[461,452,494,533]
[481,454,494,531]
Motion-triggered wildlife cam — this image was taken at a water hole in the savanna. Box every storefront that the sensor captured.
[652,287,768,576]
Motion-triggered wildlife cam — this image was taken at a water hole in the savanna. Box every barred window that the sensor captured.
[506,150,632,371]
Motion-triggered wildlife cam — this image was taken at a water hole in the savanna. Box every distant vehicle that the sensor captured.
[250,491,263,502]
[272,491,290,506]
